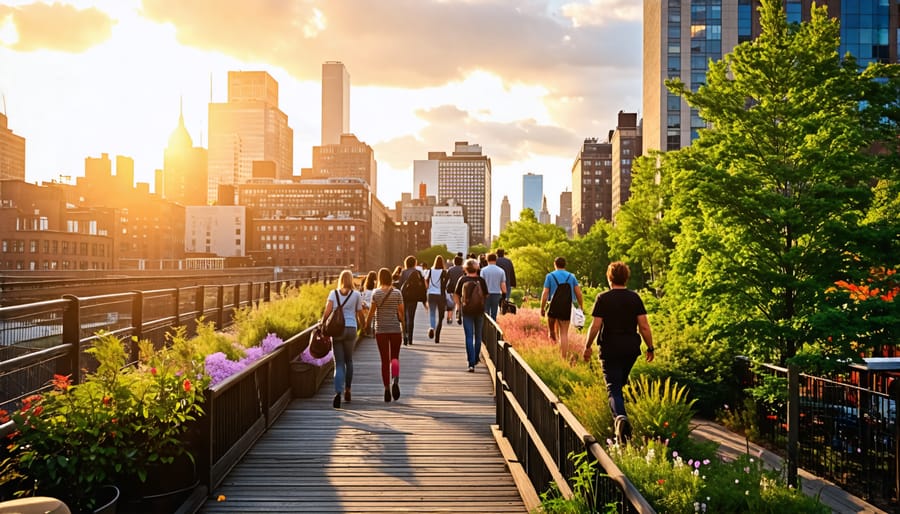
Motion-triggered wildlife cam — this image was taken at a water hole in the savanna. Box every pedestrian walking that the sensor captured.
[445,255,465,324]
[480,253,507,321]
[454,258,488,372]
[540,256,584,361]
[397,255,427,346]
[360,270,377,337]
[582,261,655,445]
[365,267,406,402]
[496,249,516,302]
[425,255,448,344]
[321,269,364,409]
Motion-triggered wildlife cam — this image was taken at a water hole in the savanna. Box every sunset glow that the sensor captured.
[0,0,642,234]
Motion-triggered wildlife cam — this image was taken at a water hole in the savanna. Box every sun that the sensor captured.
[0,14,19,47]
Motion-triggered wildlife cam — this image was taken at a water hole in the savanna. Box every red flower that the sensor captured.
[657,479,666,485]
[151,367,158,375]
[663,421,669,428]
[102,396,111,406]
[0,409,8,424]
[51,374,70,391]
[32,406,43,416]
[183,379,192,392]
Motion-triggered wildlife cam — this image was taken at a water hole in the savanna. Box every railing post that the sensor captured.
[264,281,272,303]
[893,382,900,503]
[216,285,225,330]
[131,290,144,342]
[787,364,799,488]
[195,286,205,322]
[174,287,181,328]
[247,281,253,308]
[61,294,81,384]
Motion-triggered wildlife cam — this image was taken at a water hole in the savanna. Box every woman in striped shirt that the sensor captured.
[365,267,406,402]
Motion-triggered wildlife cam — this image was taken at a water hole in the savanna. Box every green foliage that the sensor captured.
[537,452,615,514]
[416,245,454,268]
[233,284,328,345]
[562,380,615,443]
[3,331,208,512]
[661,0,890,364]
[468,243,490,256]
[623,376,697,453]
[192,317,243,361]
[610,440,703,513]
[717,398,761,442]
[518,345,595,399]
[698,453,828,513]
[607,154,677,296]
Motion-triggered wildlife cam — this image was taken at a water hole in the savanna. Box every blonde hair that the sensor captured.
[338,269,354,290]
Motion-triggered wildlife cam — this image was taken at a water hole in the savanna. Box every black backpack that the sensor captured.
[461,279,485,315]
[323,290,348,337]
[547,273,573,318]
[400,270,427,303]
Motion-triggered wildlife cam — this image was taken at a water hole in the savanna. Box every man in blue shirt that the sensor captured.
[479,253,507,321]
[540,256,584,361]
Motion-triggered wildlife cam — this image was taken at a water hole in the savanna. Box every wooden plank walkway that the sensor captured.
[199,305,527,513]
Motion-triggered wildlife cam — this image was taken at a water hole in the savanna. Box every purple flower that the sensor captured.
[300,346,333,366]
[205,352,245,386]
[261,333,284,354]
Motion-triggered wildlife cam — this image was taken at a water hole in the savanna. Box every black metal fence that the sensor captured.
[0,276,333,411]
[740,359,899,509]
[482,317,655,513]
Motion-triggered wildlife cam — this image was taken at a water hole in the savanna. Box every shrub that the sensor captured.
[623,375,696,454]
[233,284,329,346]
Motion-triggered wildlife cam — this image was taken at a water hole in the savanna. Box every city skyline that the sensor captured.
[0,0,642,237]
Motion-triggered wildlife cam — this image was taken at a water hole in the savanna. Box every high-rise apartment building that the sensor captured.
[499,195,511,234]
[0,113,25,181]
[644,0,899,154]
[321,62,350,146]
[556,190,572,236]
[185,205,246,257]
[610,112,642,222]
[208,71,293,203]
[164,106,208,206]
[522,173,543,216]
[310,134,377,195]
[430,142,492,246]
[571,138,612,235]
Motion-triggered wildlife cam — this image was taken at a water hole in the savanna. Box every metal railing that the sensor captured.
[740,359,899,509]
[0,276,333,411]
[482,316,655,513]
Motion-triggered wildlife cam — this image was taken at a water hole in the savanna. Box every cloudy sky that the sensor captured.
[0,0,642,237]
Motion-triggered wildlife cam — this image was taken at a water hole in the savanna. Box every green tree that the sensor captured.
[416,245,453,268]
[664,0,888,364]
[607,153,677,295]
[568,220,611,288]
[494,207,570,293]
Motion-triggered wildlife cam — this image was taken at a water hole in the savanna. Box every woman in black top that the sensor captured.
[582,261,655,445]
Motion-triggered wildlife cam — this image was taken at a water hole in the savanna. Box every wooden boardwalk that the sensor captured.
[199,305,527,513]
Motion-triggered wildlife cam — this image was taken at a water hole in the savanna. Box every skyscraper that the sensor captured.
[427,142,492,246]
[322,61,350,146]
[539,196,551,225]
[643,0,898,154]
[610,112,642,222]
[522,173,543,217]
[556,190,572,236]
[0,112,26,181]
[208,71,293,204]
[571,138,611,235]
[164,104,208,206]
[499,195,511,234]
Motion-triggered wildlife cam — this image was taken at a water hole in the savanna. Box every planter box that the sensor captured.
[290,359,334,398]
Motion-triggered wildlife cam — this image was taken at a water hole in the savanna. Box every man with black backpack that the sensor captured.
[398,255,427,346]
[540,256,584,361]
[454,258,488,372]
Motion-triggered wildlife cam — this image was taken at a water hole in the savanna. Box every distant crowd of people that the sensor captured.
[320,252,655,446]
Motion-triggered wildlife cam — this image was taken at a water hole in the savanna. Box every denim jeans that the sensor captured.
[485,293,502,321]
[462,313,484,368]
[403,301,419,344]
[332,326,357,394]
[428,293,445,341]
[600,353,639,418]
